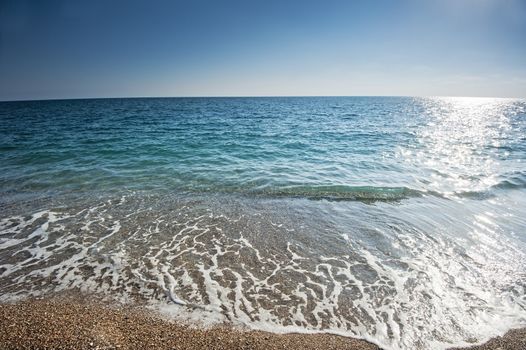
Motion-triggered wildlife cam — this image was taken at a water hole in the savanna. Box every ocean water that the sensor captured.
[0,96,525,349]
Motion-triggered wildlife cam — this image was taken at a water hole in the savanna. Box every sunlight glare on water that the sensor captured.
[398,97,520,196]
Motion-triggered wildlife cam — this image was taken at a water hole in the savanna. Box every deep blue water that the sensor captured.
[0,97,525,349]
[2,96,523,200]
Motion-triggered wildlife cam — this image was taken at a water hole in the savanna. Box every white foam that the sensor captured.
[0,196,525,350]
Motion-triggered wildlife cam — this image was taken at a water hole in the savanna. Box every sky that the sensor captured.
[0,0,525,101]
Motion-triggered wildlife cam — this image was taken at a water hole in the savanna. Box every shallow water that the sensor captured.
[0,97,525,349]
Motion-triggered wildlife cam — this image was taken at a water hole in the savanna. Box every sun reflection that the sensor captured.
[399,97,519,197]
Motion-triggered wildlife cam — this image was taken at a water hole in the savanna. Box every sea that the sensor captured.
[0,96,525,349]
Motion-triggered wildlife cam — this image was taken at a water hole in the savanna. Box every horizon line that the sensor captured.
[1,94,524,103]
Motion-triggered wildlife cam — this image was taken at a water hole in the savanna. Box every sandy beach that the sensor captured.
[0,296,378,350]
[0,295,523,350]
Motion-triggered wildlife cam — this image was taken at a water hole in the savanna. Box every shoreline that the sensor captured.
[0,295,524,350]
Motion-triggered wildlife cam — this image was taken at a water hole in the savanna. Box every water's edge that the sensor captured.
[1,292,524,350]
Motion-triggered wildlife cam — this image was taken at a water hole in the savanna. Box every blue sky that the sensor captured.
[0,0,525,100]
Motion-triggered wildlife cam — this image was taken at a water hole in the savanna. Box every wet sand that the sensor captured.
[451,328,526,350]
[0,296,523,350]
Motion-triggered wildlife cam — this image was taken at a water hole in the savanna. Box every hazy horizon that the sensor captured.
[1,0,525,101]
[2,94,526,103]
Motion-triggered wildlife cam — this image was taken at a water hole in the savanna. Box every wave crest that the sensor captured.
[256,185,424,202]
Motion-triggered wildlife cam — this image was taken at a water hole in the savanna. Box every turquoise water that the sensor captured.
[2,96,524,200]
[0,97,525,349]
